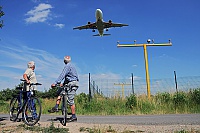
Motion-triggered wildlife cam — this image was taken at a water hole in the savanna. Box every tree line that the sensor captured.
[0,87,60,101]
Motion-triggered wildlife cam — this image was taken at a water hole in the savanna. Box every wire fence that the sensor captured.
[89,76,200,98]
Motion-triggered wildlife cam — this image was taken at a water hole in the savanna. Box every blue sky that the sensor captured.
[0,0,200,93]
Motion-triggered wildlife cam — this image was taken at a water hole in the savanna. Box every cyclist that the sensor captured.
[48,55,79,122]
[22,61,38,119]
[23,61,37,91]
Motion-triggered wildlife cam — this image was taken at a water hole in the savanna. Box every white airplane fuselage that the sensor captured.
[73,8,128,36]
[95,9,104,36]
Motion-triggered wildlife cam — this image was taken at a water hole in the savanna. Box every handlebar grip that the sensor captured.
[30,83,42,86]
[20,79,26,82]
[35,83,42,85]
[20,79,42,85]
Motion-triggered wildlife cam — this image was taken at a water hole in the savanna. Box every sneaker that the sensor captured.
[68,117,77,122]
[32,113,38,120]
[48,107,59,113]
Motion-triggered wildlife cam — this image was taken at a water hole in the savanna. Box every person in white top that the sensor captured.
[23,61,37,97]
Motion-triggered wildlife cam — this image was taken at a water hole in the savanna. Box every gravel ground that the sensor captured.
[0,120,200,133]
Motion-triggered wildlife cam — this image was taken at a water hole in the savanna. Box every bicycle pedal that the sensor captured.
[48,108,59,113]
[16,118,21,122]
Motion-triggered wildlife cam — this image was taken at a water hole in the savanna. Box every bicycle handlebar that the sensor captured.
[20,79,42,86]
[20,79,26,82]
[30,83,42,86]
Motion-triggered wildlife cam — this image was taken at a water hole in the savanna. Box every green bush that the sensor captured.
[125,94,137,109]
[155,92,171,105]
[190,88,200,105]
[173,91,187,105]
[1,88,13,100]
[138,100,155,114]
[1,87,200,115]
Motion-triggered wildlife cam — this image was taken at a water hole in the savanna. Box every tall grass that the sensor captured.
[1,88,200,115]
[74,88,200,115]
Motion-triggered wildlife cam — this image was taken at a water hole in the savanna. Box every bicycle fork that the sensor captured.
[61,94,67,115]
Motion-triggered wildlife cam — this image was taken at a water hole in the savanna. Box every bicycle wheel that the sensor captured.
[23,97,41,126]
[10,97,20,121]
[61,95,67,126]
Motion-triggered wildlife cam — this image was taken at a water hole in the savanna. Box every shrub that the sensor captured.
[190,88,200,105]
[173,91,187,106]
[125,94,137,109]
[155,92,171,105]
[138,100,155,114]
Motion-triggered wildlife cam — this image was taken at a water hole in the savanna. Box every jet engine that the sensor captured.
[87,21,93,28]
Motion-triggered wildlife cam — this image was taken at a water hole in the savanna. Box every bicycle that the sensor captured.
[9,79,42,126]
[52,84,72,126]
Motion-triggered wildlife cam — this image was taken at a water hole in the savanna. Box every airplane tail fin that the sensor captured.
[93,34,111,36]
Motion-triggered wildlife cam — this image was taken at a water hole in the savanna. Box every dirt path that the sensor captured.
[1,114,200,132]
[1,120,200,133]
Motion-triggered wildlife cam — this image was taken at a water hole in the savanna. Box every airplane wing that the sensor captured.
[103,22,128,28]
[73,22,97,30]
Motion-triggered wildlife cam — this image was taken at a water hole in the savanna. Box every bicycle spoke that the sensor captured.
[10,97,20,121]
[23,97,41,126]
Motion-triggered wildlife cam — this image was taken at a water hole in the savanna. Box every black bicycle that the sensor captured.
[10,79,42,126]
[55,84,72,126]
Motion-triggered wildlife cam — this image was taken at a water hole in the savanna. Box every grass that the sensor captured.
[2,122,69,133]
[0,119,199,133]
[1,89,200,115]
[73,90,200,115]
[79,125,136,133]
[174,129,200,133]
[0,120,199,133]
[79,126,200,133]
[0,89,200,133]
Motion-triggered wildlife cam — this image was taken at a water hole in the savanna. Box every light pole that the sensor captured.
[117,39,172,99]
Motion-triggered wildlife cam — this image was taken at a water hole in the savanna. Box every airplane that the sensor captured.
[73,9,129,36]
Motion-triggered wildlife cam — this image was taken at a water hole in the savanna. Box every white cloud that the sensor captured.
[0,42,139,95]
[25,3,53,23]
[0,44,65,91]
[0,42,127,95]
[31,0,40,3]
[0,43,94,94]
[54,23,65,29]
[132,64,137,67]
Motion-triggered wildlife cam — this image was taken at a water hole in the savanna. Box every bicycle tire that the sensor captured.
[23,97,41,126]
[61,95,67,126]
[9,97,20,121]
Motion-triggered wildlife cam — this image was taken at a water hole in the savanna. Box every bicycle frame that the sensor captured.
[13,89,36,121]
[10,79,42,126]
[59,85,70,126]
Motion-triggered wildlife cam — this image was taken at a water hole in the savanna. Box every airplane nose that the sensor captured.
[96,9,102,14]
[96,9,103,19]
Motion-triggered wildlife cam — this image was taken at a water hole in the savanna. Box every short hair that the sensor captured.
[64,56,71,64]
[27,61,35,68]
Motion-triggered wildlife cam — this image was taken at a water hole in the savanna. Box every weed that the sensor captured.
[17,121,69,133]
[2,88,200,115]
